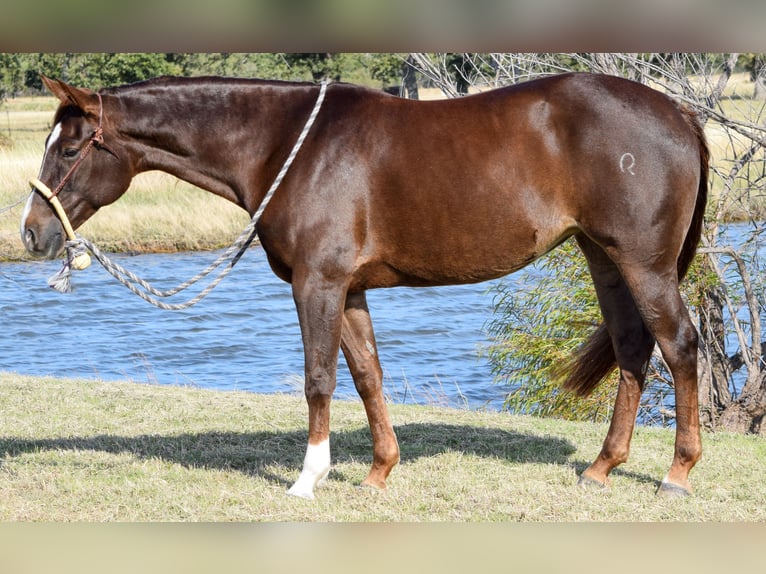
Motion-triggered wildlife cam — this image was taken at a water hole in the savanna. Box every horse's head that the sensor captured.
[21,75,133,259]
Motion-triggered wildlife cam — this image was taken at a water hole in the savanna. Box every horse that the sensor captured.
[21,72,708,500]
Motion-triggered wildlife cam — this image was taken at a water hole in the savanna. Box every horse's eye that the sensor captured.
[63,148,79,158]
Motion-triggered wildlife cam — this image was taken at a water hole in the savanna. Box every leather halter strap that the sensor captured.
[47,92,116,199]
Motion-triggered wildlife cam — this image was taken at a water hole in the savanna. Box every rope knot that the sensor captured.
[67,238,92,271]
[47,239,91,293]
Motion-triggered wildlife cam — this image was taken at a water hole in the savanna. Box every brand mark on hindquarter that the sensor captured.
[619,152,636,175]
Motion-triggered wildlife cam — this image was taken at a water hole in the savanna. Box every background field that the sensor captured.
[0,372,763,521]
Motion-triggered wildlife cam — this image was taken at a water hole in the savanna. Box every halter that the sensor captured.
[29,91,115,271]
[28,175,92,274]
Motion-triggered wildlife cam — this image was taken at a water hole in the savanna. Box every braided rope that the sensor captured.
[56,80,328,310]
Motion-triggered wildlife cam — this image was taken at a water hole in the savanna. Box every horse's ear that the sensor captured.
[40,74,99,116]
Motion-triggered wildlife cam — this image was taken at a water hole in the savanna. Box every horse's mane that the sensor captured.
[101,75,321,97]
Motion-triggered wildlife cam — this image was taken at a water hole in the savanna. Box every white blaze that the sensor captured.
[19,194,34,239]
[44,122,63,160]
[21,122,63,238]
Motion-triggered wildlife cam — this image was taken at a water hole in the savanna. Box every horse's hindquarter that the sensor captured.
[366,75,701,286]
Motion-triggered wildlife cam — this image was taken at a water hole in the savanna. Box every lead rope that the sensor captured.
[44,80,328,310]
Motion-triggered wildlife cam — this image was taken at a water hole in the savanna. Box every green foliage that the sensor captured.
[0,53,23,98]
[485,239,618,423]
[368,53,407,86]
[0,53,181,92]
[682,250,722,309]
[279,53,381,84]
[282,53,341,81]
[169,53,292,80]
[77,53,182,88]
[0,53,396,94]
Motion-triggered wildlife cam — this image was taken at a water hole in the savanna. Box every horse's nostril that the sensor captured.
[24,227,36,249]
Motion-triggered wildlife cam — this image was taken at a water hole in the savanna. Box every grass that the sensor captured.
[0,371,764,522]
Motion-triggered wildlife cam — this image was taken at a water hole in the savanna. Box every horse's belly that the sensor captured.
[355,219,574,290]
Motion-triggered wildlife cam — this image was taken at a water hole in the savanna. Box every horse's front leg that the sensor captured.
[287,272,348,500]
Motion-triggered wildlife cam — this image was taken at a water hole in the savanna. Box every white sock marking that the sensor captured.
[287,439,331,500]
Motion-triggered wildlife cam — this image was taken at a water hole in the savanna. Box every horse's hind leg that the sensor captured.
[577,235,656,488]
[618,265,701,495]
[578,234,701,495]
[340,291,400,489]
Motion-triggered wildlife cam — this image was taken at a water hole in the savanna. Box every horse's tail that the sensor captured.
[561,105,709,397]
[676,106,709,283]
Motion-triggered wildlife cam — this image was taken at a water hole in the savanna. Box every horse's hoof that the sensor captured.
[287,485,316,500]
[577,474,608,490]
[359,478,387,492]
[656,480,691,498]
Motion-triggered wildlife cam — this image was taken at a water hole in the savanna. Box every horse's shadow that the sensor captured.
[0,423,656,488]
[0,423,575,486]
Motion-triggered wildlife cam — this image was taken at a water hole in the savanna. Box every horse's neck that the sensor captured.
[115,80,317,211]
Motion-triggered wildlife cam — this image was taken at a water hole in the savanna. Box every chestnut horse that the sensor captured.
[21,72,708,499]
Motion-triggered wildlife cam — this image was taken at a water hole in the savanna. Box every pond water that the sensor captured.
[1,222,759,413]
[0,246,514,409]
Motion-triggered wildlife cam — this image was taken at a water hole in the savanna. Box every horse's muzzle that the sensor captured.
[21,208,66,260]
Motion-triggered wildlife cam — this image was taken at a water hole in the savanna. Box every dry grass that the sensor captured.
[77,172,251,253]
[0,372,764,522]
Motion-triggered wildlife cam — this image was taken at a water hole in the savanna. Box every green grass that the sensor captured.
[0,372,763,521]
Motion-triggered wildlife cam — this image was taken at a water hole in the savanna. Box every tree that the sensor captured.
[744,53,766,100]
[74,53,181,88]
[282,53,343,82]
[167,53,292,80]
[408,53,494,97]
[411,53,766,433]
[0,53,405,95]
[0,53,181,92]
[369,54,420,98]
[0,53,23,97]
[484,241,620,423]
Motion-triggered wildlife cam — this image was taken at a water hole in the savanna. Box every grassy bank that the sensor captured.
[0,372,763,521]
